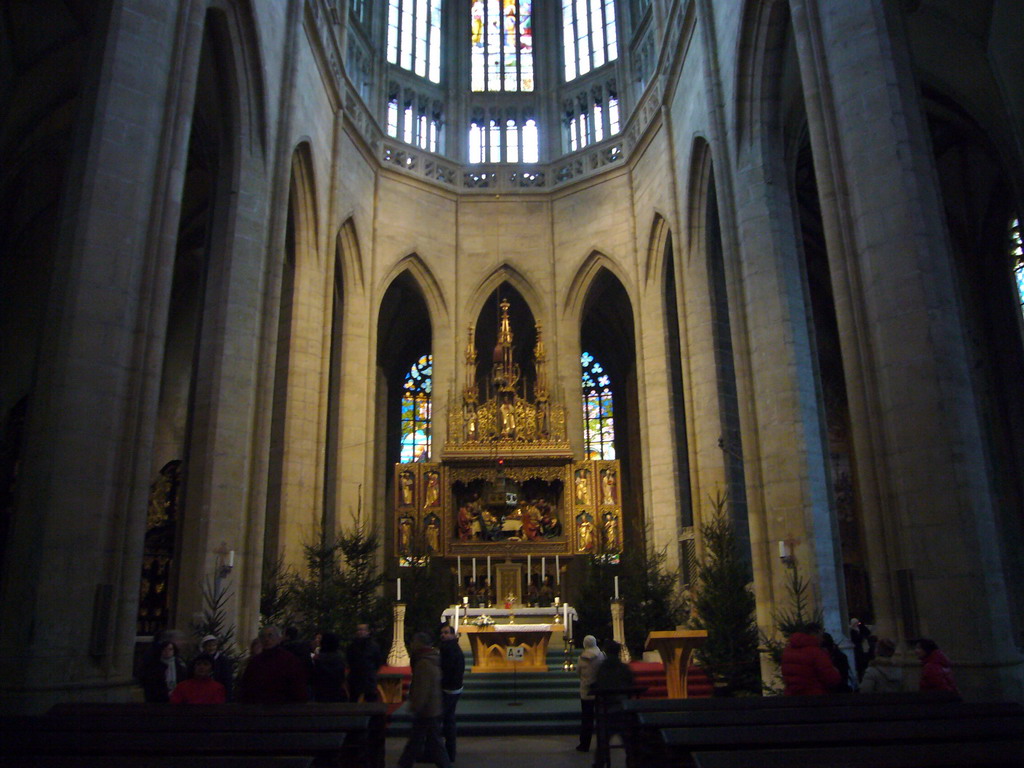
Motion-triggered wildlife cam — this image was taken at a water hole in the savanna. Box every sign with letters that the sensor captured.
[506,645,525,661]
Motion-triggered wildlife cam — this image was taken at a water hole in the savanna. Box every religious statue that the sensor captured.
[425,470,440,507]
[425,513,441,553]
[601,468,617,505]
[575,468,591,505]
[398,514,414,554]
[577,511,596,553]
[539,506,562,538]
[500,397,516,438]
[400,471,414,506]
[602,511,621,552]
[457,505,473,540]
[520,502,540,541]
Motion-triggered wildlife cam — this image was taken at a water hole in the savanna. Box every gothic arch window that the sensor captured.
[471,0,534,92]
[581,351,615,459]
[387,0,443,83]
[1012,216,1023,311]
[401,354,433,462]
[562,0,618,82]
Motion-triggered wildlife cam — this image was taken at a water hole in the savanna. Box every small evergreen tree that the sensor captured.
[693,493,761,695]
[287,526,347,635]
[334,511,390,644]
[259,554,295,630]
[191,575,239,657]
[620,536,687,659]
[574,557,615,644]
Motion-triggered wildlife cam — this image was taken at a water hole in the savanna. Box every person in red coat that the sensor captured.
[170,654,226,704]
[780,622,841,695]
[238,625,309,704]
[915,638,958,693]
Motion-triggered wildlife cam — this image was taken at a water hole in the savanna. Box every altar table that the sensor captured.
[644,629,708,698]
[461,624,556,673]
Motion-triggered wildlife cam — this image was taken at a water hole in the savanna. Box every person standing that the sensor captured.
[139,639,187,703]
[859,638,903,693]
[821,633,853,692]
[575,634,605,752]
[780,622,841,695]
[311,632,348,702]
[170,654,227,704]
[915,638,958,693]
[849,618,875,681]
[237,625,308,704]
[346,622,385,702]
[438,623,465,764]
[398,633,451,768]
[200,634,234,701]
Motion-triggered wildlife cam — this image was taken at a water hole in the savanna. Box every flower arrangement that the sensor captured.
[472,614,495,627]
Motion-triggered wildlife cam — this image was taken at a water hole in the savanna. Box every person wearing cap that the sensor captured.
[201,634,235,701]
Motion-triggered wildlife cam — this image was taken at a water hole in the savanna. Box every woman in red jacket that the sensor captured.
[915,638,958,693]
[780,622,841,695]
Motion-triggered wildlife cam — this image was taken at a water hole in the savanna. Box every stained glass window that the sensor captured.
[471,0,534,92]
[1012,217,1023,311]
[388,0,443,83]
[401,354,432,462]
[582,351,615,460]
[562,0,618,82]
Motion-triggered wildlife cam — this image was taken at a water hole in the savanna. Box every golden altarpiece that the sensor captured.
[393,300,622,602]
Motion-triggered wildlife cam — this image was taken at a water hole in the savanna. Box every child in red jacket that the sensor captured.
[170,654,227,704]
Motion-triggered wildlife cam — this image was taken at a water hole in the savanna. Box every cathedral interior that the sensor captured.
[1,0,1022,710]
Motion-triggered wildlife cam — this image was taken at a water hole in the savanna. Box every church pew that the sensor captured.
[3,757,314,768]
[5,702,388,768]
[658,716,1024,768]
[690,740,1024,768]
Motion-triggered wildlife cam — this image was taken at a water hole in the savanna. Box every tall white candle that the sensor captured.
[397,577,402,602]
[487,555,491,583]
[458,556,462,587]
[614,575,619,599]
[555,555,560,584]
[228,550,234,568]
[564,603,569,637]
[527,554,531,580]
[541,557,546,581]
[472,557,477,581]
[454,605,459,632]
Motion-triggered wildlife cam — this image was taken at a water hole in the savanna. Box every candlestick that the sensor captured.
[614,575,619,600]
[397,577,402,602]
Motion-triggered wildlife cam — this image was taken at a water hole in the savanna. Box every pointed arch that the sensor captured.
[643,213,673,287]
[563,250,636,325]
[377,253,449,331]
[687,137,714,257]
[335,217,365,292]
[288,141,319,267]
[465,263,545,330]
[734,0,790,156]
[206,0,269,158]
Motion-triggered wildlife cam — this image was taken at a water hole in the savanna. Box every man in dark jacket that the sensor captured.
[780,622,841,695]
[398,633,451,768]
[311,632,348,702]
[346,623,385,702]
[438,623,465,763]
[238,625,308,704]
[201,634,235,701]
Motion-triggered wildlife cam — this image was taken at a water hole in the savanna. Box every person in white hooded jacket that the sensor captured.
[859,638,903,693]
[576,635,606,752]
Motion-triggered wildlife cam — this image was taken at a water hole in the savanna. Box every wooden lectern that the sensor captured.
[644,629,708,698]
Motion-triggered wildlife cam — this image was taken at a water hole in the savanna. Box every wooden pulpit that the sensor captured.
[644,629,708,698]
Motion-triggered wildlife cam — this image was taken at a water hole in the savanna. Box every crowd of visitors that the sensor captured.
[137,622,390,705]
[779,620,957,696]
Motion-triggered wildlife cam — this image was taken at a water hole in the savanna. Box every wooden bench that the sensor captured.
[0,758,314,768]
[4,702,388,768]
[659,716,1024,768]
[691,740,1024,768]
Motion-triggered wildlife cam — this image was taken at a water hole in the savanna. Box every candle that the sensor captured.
[458,556,462,587]
[463,595,468,605]
[472,557,477,581]
[527,554,531,580]
[555,555,560,584]
[397,577,402,602]
[554,596,560,606]
[564,603,570,638]
[228,550,234,568]
[454,605,459,632]
[541,557,546,581]
[487,555,491,583]
[614,575,619,600]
